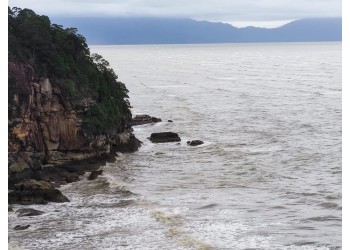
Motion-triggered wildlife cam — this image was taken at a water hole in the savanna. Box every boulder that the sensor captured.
[14,179,52,191]
[9,179,70,205]
[132,115,161,126]
[88,170,103,180]
[187,140,204,146]
[149,132,181,143]
[113,133,142,153]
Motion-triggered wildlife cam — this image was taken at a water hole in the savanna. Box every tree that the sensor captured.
[8,6,132,135]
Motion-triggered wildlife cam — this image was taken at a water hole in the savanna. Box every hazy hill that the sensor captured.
[52,17,341,45]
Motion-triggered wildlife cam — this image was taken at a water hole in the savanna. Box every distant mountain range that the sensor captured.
[52,17,342,45]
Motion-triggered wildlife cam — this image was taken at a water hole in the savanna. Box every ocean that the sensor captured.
[8,42,342,250]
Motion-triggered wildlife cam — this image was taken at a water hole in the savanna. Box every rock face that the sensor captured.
[149,132,181,143]
[187,140,204,146]
[132,115,161,126]
[9,62,136,167]
[8,62,141,204]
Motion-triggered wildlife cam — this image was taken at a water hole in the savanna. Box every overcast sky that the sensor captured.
[8,0,341,28]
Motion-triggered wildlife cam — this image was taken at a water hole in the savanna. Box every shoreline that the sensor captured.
[8,132,141,205]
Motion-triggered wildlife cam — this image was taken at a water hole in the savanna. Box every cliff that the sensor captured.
[8,61,139,170]
[8,7,140,204]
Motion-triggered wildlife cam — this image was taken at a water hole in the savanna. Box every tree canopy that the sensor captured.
[8,7,131,135]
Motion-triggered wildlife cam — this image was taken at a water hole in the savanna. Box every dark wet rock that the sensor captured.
[88,170,103,180]
[65,172,80,183]
[9,157,29,174]
[14,179,52,190]
[8,179,70,205]
[149,132,181,143]
[16,208,44,217]
[7,135,141,205]
[9,165,79,189]
[7,142,142,205]
[114,199,135,207]
[113,133,142,153]
[168,120,173,123]
[120,189,135,196]
[8,157,108,190]
[9,188,70,205]
[187,140,204,146]
[14,225,30,230]
[132,115,162,126]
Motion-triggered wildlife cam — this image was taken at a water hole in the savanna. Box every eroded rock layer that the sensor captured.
[8,62,141,201]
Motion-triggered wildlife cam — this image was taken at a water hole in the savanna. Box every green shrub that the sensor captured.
[8,6,131,135]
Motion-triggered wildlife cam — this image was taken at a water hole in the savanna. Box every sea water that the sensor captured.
[8,42,341,250]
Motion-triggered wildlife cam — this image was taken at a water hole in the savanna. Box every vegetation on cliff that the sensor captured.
[8,7,131,135]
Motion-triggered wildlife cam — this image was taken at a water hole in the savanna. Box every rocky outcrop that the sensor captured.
[187,140,204,146]
[8,179,70,205]
[8,61,141,204]
[112,133,142,153]
[132,115,161,126]
[9,66,111,166]
[149,132,181,143]
[9,61,139,165]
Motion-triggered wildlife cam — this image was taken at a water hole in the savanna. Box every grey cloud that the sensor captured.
[8,0,341,22]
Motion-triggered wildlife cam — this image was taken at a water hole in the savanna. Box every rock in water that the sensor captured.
[8,179,70,205]
[132,115,162,126]
[16,208,44,217]
[149,132,181,143]
[13,225,30,230]
[187,140,204,146]
[88,170,103,180]
[113,133,142,153]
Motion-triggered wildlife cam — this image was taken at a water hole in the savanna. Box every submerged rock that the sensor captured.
[16,208,44,217]
[187,140,204,146]
[13,225,30,230]
[149,132,181,143]
[132,115,161,126]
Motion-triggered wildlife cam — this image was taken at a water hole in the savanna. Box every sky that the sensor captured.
[7,0,341,28]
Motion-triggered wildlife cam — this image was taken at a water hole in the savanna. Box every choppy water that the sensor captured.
[9,42,342,250]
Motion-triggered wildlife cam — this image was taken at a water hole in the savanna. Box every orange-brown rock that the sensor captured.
[8,62,141,202]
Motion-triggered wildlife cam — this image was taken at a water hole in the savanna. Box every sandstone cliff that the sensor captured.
[8,7,141,204]
[8,61,140,193]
